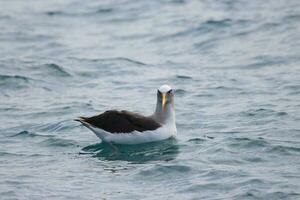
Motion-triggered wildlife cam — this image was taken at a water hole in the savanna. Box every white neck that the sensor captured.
[152,101,176,125]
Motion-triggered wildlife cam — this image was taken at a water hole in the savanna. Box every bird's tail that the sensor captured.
[74,117,109,141]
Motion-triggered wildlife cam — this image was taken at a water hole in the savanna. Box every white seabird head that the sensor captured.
[153,84,175,124]
[157,84,174,112]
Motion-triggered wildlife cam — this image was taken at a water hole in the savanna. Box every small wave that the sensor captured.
[11,130,31,137]
[69,57,147,78]
[0,74,31,89]
[95,8,114,14]
[205,18,232,25]
[39,138,78,147]
[33,120,73,134]
[0,74,29,82]
[176,75,192,79]
[229,137,269,149]
[42,63,71,77]
[212,85,243,91]
[152,18,243,42]
[140,164,192,177]
[195,93,214,98]
[175,89,186,96]
[243,108,288,117]
[194,39,216,50]
[0,151,26,157]
[236,190,299,199]
[45,7,113,17]
[45,11,64,16]
[168,0,185,4]
[240,55,289,69]
[74,57,147,66]
[188,137,206,144]
[10,130,54,138]
[267,145,300,155]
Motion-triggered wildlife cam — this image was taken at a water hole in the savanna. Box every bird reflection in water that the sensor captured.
[81,138,179,163]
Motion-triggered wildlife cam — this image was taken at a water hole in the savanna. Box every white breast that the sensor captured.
[90,122,176,145]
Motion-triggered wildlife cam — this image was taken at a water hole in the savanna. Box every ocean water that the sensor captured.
[0,0,300,199]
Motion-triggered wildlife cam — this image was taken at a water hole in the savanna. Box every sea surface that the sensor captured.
[1,0,300,199]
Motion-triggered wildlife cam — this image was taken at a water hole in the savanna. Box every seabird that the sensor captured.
[75,84,177,144]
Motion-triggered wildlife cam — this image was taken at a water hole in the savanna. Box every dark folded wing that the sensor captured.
[78,110,161,134]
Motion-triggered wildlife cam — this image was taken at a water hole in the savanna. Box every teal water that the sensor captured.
[1,0,300,199]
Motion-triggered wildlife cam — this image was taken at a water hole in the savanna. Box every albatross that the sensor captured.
[75,84,176,144]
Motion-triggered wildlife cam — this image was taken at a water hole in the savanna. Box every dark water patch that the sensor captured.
[95,8,114,14]
[45,11,64,16]
[81,138,179,163]
[277,111,288,116]
[164,0,185,4]
[243,156,264,163]
[176,75,192,79]
[0,14,12,20]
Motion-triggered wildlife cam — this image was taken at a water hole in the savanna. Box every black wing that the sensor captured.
[76,110,161,134]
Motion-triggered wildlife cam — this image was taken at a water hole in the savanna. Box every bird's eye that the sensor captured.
[167,89,173,94]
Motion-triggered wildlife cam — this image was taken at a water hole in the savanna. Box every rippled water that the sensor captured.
[1,0,300,199]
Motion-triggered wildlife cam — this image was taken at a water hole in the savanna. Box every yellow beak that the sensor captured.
[162,93,166,111]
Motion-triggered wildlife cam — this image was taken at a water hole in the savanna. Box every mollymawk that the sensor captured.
[75,84,176,144]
